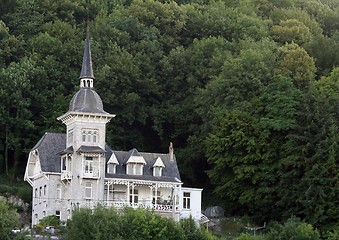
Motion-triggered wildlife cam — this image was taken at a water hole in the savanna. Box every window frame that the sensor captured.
[183,192,191,209]
[107,163,116,174]
[85,182,92,199]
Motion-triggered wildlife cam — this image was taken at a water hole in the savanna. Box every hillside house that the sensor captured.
[24,32,204,226]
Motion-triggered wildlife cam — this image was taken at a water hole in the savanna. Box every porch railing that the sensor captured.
[103,201,177,212]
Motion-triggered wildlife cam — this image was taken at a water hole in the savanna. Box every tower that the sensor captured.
[57,30,115,208]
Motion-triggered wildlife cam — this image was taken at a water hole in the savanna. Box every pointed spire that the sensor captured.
[79,25,94,88]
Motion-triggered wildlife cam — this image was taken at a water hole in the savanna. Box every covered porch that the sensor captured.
[103,178,182,214]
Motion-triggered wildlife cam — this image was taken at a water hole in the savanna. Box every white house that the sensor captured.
[24,32,204,226]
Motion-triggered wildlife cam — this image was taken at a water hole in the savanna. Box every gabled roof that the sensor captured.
[153,157,165,168]
[107,153,119,164]
[125,148,146,164]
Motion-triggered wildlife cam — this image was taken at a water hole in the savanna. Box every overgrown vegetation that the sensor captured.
[0,0,338,236]
[65,206,217,240]
[0,198,19,240]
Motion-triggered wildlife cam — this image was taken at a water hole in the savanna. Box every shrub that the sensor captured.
[265,217,320,240]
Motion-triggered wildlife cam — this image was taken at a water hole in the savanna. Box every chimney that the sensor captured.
[169,142,174,161]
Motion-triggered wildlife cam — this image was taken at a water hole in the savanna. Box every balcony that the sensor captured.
[61,171,72,181]
[103,200,178,213]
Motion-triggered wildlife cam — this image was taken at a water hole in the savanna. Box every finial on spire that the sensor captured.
[79,23,94,88]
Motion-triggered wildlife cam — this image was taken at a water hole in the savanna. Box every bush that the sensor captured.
[65,206,216,240]
[235,233,266,240]
[265,217,320,240]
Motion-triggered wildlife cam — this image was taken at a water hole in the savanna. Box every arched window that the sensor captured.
[82,130,86,142]
[93,131,97,142]
[87,131,92,142]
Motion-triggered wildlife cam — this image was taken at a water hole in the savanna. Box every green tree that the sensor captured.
[271,19,311,45]
[275,43,316,90]
[0,198,19,240]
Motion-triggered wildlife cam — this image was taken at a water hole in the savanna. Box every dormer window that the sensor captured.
[153,157,165,177]
[127,163,144,175]
[107,153,119,174]
[126,149,146,175]
[153,167,162,177]
[107,164,116,174]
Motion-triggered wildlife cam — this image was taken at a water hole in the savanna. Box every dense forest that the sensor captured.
[0,0,338,234]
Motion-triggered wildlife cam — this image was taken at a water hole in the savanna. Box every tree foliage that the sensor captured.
[0,198,19,240]
[0,0,338,234]
[65,206,215,240]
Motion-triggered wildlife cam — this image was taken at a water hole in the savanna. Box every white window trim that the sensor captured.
[107,163,116,174]
[126,163,144,175]
[81,128,99,143]
[183,192,191,209]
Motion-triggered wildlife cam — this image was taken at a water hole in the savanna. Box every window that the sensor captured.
[135,163,143,175]
[85,182,92,199]
[39,186,42,197]
[57,184,61,199]
[67,155,72,171]
[55,210,61,220]
[82,131,86,142]
[81,129,99,143]
[35,188,38,198]
[34,214,38,225]
[84,157,93,174]
[43,211,46,217]
[107,163,116,174]
[62,155,72,172]
[68,129,73,144]
[183,192,191,209]
[87,131,92,142]
[44,185,47,195]
[62,157,67,171]
[153,190,161,204]
[127,164,133,175]
[93,131,98,142]
[126,163,143,175]
[129,188,138,204]
[153,166,162,177]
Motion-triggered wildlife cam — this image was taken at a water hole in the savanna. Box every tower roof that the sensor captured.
[79,31,94,80]
[68,88,108,114]
[58,28,115,120]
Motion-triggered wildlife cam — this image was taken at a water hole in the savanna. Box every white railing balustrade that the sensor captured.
[103,200,175,212]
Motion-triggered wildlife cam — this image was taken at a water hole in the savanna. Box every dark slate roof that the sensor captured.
[58,146,73,155]
[79,32,94,79]
[105,146,182,183]
[32,132,66,173]
[68,88,109,114]
[77,146,105,153]
[32,132,182,183]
